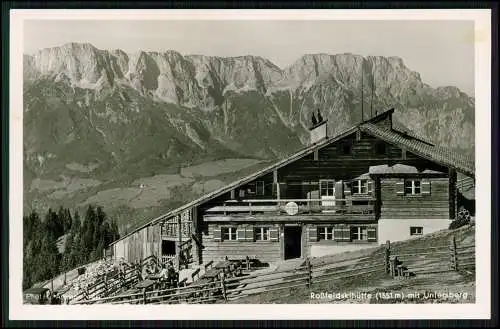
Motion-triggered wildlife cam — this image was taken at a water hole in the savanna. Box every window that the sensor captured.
[410,226,423,236]
[256,181,265,195]
[320,180,335,196]
[374,142,387,155]
[318,227,334,240]
[247,181,265,196]
[254,227,270,241]
[341,141,352,155]
[350,226,368,241]
[222,227,237,241]
[352,179,368,194]
[405,180,421,195]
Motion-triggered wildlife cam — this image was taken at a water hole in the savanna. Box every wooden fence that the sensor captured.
[69,263,140,304]
[73,235,475,305]
[384,236,475,278]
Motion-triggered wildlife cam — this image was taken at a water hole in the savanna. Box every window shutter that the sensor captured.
[396,180,404,195]
[367,227,377,242]
[269,227,279,241]
[237,227,246,241]
[308,227,318,242]
[245,226,254,241]
[344,182,352,196]
[278,183,287,198]
[421,180,431,195]
[213,227,222,242]
[335,180,344,199]
[333,225,343,241]
[367,180,374,194]
[340,225,351,242]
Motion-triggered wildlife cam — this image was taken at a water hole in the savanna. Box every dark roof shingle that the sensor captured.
[361,123,475,177]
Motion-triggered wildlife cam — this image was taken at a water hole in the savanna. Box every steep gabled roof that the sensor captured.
[360,123,475,178]
[111,109,475,245]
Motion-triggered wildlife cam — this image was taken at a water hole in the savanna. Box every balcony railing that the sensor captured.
[161,254,176,265]
[204,198,375,216]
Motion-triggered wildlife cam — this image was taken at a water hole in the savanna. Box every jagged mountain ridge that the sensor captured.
[24,42,474,148]
[23,42,475,232]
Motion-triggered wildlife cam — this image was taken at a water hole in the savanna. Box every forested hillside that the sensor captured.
[23,205,119,289]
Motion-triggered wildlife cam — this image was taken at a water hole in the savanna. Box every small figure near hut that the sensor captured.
[159,263,169,288]
[317,109,324,124]
[141,263,149,281]
[166,261,178,288]
[311,112,318,127]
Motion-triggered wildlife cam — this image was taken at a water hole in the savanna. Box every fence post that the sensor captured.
[143,288,147,304]
[450,235,458,271]
[385,240,391,274]
[104,274,108,296]
[389,256,397,278]
[246,256,250,271]
[306,257,312,289]
[221,274,227,301]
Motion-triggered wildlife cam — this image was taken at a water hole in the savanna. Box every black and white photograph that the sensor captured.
[9,9,491,320]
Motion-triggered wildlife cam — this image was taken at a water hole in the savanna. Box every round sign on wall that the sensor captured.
[284,202,299,215]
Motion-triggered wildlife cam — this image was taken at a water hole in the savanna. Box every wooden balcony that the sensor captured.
[203,198,376,223]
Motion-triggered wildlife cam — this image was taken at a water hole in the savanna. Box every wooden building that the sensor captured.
[110,108,475,267]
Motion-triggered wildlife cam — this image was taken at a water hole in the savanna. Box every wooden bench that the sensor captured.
[241,256,258,270]
[202,269,221,281]
[396,265,411,279]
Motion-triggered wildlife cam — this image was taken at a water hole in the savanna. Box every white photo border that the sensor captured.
[9,9,492,320]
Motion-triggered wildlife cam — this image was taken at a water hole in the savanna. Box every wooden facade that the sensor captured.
[113,223,162,264]
[202,224,281,264]
[113,209,194,266]
[379,177,449,219]
[109,109,474,267]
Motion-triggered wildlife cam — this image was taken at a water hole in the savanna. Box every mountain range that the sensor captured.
[23,42,475,234]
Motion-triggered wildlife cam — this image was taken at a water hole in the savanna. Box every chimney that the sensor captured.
[309,119,328,145]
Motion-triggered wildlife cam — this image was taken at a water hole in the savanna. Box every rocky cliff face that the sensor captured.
[23,43,475,231]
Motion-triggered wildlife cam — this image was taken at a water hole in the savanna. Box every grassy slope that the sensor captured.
[227,225,475,304]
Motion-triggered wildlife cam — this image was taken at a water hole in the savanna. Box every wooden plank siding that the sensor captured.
[318,132,402,160]
[304,223,379,258]
[113,223,161,264]
[380,177,449,219]
[202,223,281,264]
[278,135,448,182]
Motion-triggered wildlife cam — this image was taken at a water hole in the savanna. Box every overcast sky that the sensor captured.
[24,19,475,95]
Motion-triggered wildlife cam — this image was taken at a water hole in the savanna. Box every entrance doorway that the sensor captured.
[284,226,302,260]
